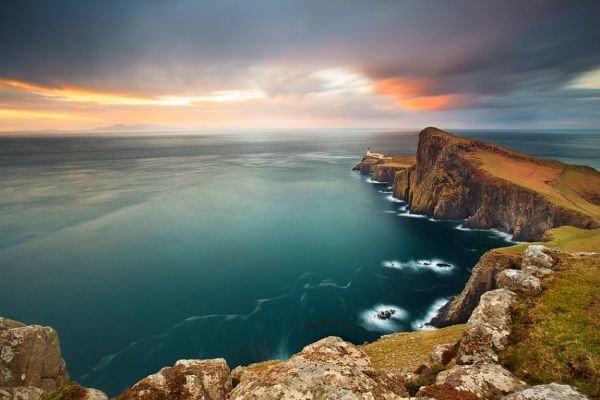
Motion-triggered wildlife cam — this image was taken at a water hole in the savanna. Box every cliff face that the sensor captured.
[398,127,600,241]
[430,250,519,327]
[353,154,416,184]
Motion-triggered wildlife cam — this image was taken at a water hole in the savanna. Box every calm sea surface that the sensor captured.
[1,129,598,395]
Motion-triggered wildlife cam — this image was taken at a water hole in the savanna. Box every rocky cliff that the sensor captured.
[396,127,600,241]
[353,155,415,184]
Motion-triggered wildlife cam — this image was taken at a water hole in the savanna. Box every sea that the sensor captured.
[1,128,599,395]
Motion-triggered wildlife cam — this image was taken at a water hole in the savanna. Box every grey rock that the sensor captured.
[429,343,458,366]
[503,383,588,399]
[458,289,517,364]
[522,265,553,279]
[0,317,68,393]
[496,269,542,295]
[522,245,555,269]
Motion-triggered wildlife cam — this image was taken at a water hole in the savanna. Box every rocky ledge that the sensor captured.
[367,127,600,241]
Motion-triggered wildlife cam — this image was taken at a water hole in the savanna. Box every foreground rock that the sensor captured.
[458,289,517,364]
[230,336,408,399]
[116,359,231,400]
[418,364,527,399]
[0,317,69,393]
[503,383,589,399]
[522,245,556,269]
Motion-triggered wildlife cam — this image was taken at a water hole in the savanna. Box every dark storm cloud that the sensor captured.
[1,0,600,126]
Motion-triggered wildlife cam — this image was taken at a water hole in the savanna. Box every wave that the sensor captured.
[382,259,454,273]
[397,210,427,218]
[411,298,449,330]
[366,177,387,184]
[385,195,404,203]
[359,304,409,333]
[455,224,518,243]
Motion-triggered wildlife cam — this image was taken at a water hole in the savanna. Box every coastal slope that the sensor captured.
[392,127,600,241]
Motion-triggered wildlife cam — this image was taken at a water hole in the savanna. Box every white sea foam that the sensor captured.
[366,177,387,184]
[382,259,454,273]
[411,298,449,330]
[397,210,427,218]
[455,224,518,243]
[359,304,408,332]
[385,195,404,203]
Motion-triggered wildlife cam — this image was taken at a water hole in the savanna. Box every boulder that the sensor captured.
[0,317,69,393]
[521,265,553,279]
[458,289,517,364]
[229,336,408,399]
[503,383,588,399]
[115,359,231,400]
[522,245,555,269]
[496,269,542,295]
[418,364,526,399]
[0,386,44,400]
[429,343,458,366]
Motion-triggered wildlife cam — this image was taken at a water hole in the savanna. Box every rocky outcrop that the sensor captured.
[229,336,408,399]
[457,289,517,365]
[394,127,599,241]
[116,359,231,400]
[431,250,519,327]
[503,383,589,399]
[495,270,542,295]
[0,317,69,394]
[418,364,527,399]
[353,155,384,174]
[372,164,408,184]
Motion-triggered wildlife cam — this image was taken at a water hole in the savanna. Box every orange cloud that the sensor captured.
[373,77,468,110]
[0,78,266,106]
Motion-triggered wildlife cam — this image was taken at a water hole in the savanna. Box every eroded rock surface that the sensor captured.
[458,289,517,364]
[503,383,589,400]
[418,364,526,399]
[522,245,556,269]
[115,359,231,400]
[229,336,408,399]
[496,269,542,295]
[0,317,69,393]
[521,265,553,279]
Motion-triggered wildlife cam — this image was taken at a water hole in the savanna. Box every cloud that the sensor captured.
[1,0,600,129]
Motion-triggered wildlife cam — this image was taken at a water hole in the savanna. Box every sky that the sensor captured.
[1,0,600,132]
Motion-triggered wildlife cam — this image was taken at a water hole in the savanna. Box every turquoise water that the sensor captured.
[0,129,598,395]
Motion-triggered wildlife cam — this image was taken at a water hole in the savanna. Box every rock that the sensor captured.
[521,265,553,278]
[431,250,519,327]
[435,263,451,268]
[503,383,589,399]
[353,156,384,174]
[496,269,542,295]
[522,245,555,269]
[41,383,108,400]
[418,364,526,399]
[229,336,408,399]
[429,342,458,366]
[115,359,231,400]
[458,289,517,364]
[377,309,396,320]
[0,317,69,393]
[0,386,44,400]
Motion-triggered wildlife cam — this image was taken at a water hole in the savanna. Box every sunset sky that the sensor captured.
[1,0,600,132]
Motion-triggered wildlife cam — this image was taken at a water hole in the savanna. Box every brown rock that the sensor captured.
[115,359,231,400]
[418,364,526,399]
[429,342,459,366]
[229,336,408,399]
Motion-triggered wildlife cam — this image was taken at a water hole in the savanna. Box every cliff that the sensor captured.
[398,127,600,241]
[353,155,415,184]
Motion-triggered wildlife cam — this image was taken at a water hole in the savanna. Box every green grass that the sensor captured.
[498,226,600,256]
[41,383,86,400]
[501,253,600,399]
[360,324,465,373]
